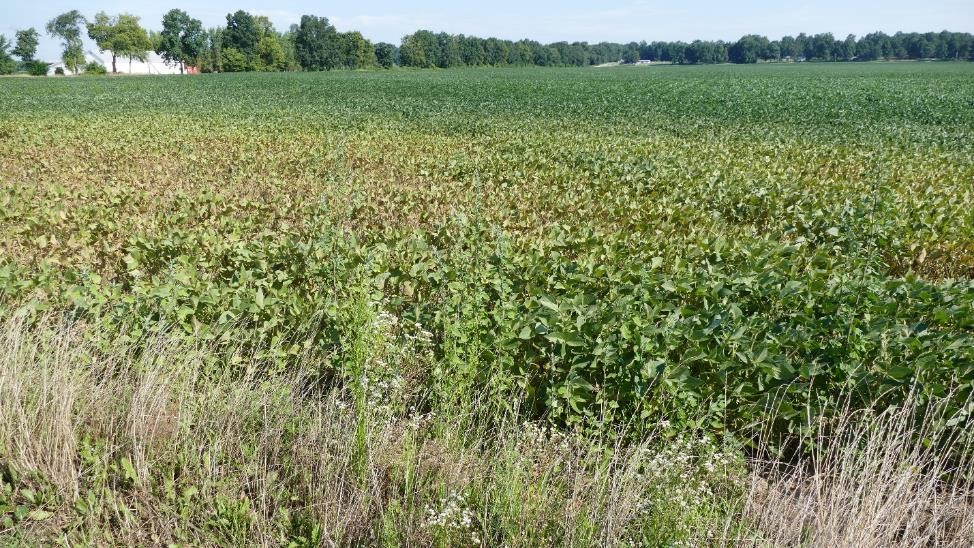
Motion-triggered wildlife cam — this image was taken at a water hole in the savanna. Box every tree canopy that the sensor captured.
[12,28,40,62]
[87,12,152,73]
[46,10,87,74]
[294,15,340,71]
[157,9,205,74]
[0,35,17,75]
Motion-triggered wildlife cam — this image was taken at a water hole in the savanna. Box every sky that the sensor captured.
[3,0,973,62]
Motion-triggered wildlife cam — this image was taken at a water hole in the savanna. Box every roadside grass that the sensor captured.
[1,311,971,546]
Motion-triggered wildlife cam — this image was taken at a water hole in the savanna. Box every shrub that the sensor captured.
[26,61,49,77]
[221,48,248,72]
[54,67,64,76]
[0,57,15,75]
[83,62,107,76]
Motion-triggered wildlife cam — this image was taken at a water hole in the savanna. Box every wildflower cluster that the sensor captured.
[623,435,747,542]
[517,421,575,466]
[423,491,480,545]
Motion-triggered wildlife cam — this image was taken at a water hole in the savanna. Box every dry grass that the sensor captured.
[744,395,974,547]
[1,313,971,546]
[0,315,710,545]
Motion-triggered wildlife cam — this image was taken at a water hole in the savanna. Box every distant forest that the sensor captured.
[3,8,973,75]
[394,30,974,68]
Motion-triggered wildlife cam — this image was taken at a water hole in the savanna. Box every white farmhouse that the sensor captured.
[47,50,183,76]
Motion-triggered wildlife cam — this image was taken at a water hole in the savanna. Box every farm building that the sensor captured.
[47,50,184,76]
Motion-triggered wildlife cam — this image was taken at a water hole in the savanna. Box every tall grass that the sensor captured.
[0,312,971,546]
[746,396,974,546]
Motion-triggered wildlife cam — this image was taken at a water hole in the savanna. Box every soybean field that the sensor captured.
[1,63,974,545]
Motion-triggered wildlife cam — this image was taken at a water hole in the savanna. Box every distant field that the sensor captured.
[1,63,974,544]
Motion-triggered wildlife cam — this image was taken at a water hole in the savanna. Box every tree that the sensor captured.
[13,28,40,62]
[87,12,152,73]
[375,42,397,68]
[856,32,884,60]
[255,33,287,71]
[219,11,280,72]
[224,11,260,61]
[221,47,247,72]
[64,43,85,73]
[437,33,462,67]
[0,35,17,75]
[841,34,857,60]
[809,33,836,60]
[401,30,439,68]
[667,42,687,63]
[279,27,301,71]
[729,35,769,64]
[46,10,87,74]
[10,31,47,76]
[86,13,115,71]
[199,28,225,73]
[685,40,727,64]
[338,31,375,69]
[294,15,339,71]
[779,36,800,59]
[621,46,640,64]
[157,9,205,74]
[147,30,163,52]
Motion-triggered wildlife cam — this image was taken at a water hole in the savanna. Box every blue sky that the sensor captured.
[4,0,972,62]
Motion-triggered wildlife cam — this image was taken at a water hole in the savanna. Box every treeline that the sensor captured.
[3,7,974,76]
[191,12,383,73]
[397,31,629,68]
[398,30,974,67]
[637,31,974,65]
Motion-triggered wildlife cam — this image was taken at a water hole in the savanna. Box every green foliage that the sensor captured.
[375,42,398,68]
[0,465,59,531]
[622,46,640,64]
[45,10,86,43]
[224,11,260,56]
[87,12,152,73]
[83,62,107,75]
[62,42,85,74]
[338,31,376,69]
[157,9,205,73]
[215,11,297,73]
[25,61,49,76]
[12,28,40,63]
[294,15,378,71]
[294,15,340,71]
[0,35,15,75]
[1,64,973,456]
[220,47,248,72]
[254,33,287,72]
[45,10,87,75]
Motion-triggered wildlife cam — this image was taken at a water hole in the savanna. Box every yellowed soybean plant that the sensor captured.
[1,63,974,545]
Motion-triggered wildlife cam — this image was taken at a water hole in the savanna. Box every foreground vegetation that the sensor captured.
[2,316,971,545]
[1,63,974,544]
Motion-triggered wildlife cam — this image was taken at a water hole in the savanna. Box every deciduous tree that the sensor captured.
[46,10,87,74]
[375,42,397,68]
[0,35,17,75]
[294,15,339,71]
[13,28,40,62]
[87,12,152,73]
[224,10,260,62]
[157,9,205,74]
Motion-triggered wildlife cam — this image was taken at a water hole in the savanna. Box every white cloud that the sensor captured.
[248,8,303,28]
